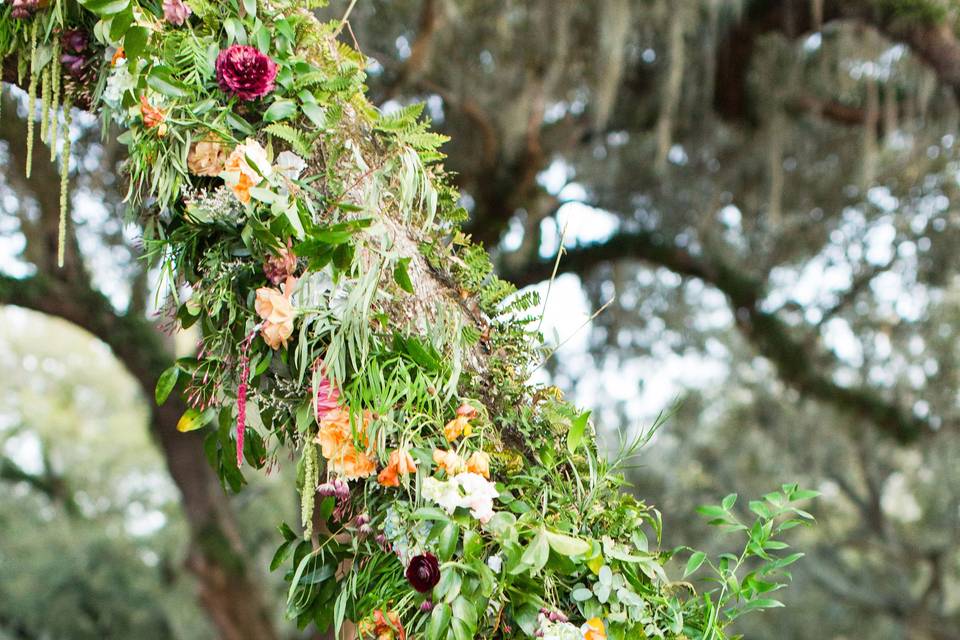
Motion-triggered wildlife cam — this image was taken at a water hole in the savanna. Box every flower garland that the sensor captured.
[0,2,815,639]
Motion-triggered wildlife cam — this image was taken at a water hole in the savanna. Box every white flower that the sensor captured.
[486,554,502,573]
[422,477,463,514]
[102,60,134,110]
[422,472,499,524]
[454,472,498,524]
[275,151,307,180]
[293,269,349,319]
[537,617,582,640]
[229,138,273,181]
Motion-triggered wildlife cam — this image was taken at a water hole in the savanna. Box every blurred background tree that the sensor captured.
[2,0,960,638]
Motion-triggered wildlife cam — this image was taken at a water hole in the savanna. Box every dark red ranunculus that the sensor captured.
[215,44,278,101]
[405,553,440,593]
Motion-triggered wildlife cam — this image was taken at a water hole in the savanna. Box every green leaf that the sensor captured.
[434,566,462,603]
[544,530,591,557]
[520,529,550,574]
[566,410,590,454]
[412,506,453,522]
[177,407,211,432]
[722,493,738,511]
[427,603,452,640]
[79,0,130,15]
[148,67,190,97]
[393,257,415,294]
[226,111,256,136]
[263,100,298,123]
[270,539,294,571]
[123,27,149,61]
[108,10,134,41]
[302,102,326,129]
[789,488,821,502]
[462,530,483,560]
[155,366,179,405]
[242,0,258,18]
[249,186,278,204]
[684,551,706,578]
[437,521,459,562]
[452,596,478,629]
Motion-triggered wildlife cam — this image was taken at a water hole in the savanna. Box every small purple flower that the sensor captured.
[59,29,90,79]
[10,0,49,19]
[420,600,434,613]
[162,0,192,26]
[405,553,441,593]
[61,54,86,78]
[215,44,278,101]
[62,29,88,53]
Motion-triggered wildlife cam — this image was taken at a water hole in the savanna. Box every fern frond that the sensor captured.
[264,123,314,157]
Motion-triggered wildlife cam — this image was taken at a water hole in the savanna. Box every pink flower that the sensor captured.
[315,375,341,422]
[10,0,50,19]
[215,44,278,101]
[162,0,191,25]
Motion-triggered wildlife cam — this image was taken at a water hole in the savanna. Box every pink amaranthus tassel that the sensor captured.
[236,327,259,467]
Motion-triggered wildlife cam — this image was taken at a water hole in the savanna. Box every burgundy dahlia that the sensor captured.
[215,44,278,101]
[405,553,441,593]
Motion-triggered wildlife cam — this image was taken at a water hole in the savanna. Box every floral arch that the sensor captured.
[0,1,814,639]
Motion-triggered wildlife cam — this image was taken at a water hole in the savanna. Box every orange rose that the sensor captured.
[316,408,354,459]
[466,451,490,479]
[432,449,465,475]
[378,448,418,487]
[316,408,375,480]
[333,447,376,480]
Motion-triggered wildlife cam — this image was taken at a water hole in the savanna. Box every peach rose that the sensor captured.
[255,276,296,350]
[332,447,376,480]
[187,139,228,176]
[315,408,376,480]
[221,138,272,203]
[260,320,292,350]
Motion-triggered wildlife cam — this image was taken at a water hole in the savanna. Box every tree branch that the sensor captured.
[716,0,960,121]
[499,231,929,443]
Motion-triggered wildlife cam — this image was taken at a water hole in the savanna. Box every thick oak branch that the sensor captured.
[500,233,929,443]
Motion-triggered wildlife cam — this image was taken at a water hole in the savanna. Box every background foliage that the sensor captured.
[2,0,959,638]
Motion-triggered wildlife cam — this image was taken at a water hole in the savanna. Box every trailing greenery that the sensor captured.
[0,1,815,639]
